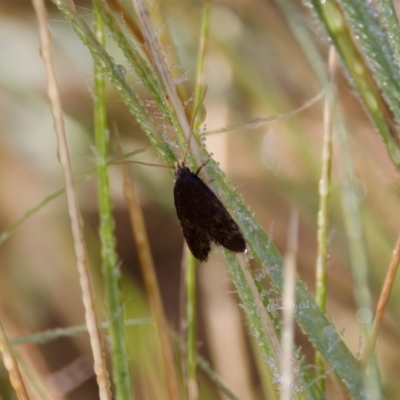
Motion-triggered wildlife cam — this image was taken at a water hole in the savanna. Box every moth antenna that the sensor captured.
[194,158,210,176]
[182,86,208,166]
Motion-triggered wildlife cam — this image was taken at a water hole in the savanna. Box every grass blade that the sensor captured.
[308,0,400,166]
[93,5,133,399]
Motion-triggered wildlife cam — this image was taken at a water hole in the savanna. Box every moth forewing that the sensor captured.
[173,162,246,261]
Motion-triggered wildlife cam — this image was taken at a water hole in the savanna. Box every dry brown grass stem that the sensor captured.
[115,130,182,400]
[106,0,145,45]
[363,230,400,362]
[280,211,298,400]
[0,322,30,400]
[31,1,111,398]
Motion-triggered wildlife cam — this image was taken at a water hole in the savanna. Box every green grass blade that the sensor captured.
[93,5,133,399]
[191,0,210,129]
[308,0,400,167]
[205,154,369,399]
[335,115,382,398]
[379,0,400,63]
[185,253,197,399]
[93,0,175,129]
[52,0,178,166]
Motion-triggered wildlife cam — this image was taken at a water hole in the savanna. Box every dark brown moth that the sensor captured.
[173,162,246,261]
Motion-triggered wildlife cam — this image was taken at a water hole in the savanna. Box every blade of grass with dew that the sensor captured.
[379,0,400,63]
[93,6,133,399]
[336,0,400,118]
[110,0,187,145]
[207,153,369,399]
[150,2,190,107]
[222,252,282,395]
[52,1,371,396]
[249,334,278,400]
[252,272,325,399]
[132,0,202,169]
[94,0,175,128]
[52,0,178,167]
[252,272,293,398]
[306,0,400,167]
[227,253,316,400]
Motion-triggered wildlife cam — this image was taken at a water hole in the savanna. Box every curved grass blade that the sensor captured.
[307,0,400,167]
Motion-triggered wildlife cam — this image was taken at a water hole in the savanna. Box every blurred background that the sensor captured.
[1,0,400,398]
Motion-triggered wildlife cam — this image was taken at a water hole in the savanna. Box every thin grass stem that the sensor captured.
[314,47,336,391]
[33,0,112,398]
[11,319,152,345]
[280,212,298,400]
[206,91,323,135]
[192,0,210,129]
[364,231,400,361]
[0,322,30,400]
[185,253,198,400]
[93,5,133,399]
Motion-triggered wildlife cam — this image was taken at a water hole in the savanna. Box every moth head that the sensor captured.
[175,161,193,179]
[174,161,183,177]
